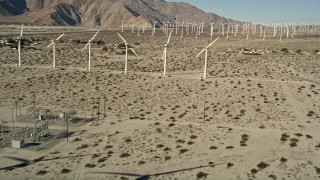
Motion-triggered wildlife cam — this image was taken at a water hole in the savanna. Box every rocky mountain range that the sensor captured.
[0,0,237,27]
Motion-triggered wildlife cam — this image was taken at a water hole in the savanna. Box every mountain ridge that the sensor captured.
[0,0,237,27]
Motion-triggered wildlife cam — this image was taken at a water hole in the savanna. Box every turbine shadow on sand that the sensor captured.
[93,162,226,179]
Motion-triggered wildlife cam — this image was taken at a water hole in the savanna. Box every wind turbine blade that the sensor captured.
[81,43,89,52]
[196,48,206,58]
[90,30,100,41]
[166,31,173,45]
[20,24,24,37]
[56,33,65,41]
[47,42,54,48]
[207,37,220,47]
[117,33,127,44]
[129,48,138,56]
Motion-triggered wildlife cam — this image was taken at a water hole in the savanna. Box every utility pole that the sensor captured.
[203,93,206,125]
[15,101,18,118]
[103,96,106,118]
[91,98,95,118]
[65,112,69,142]
[33,93,36,114]
[12,108,14,135]
[97,97,100,121]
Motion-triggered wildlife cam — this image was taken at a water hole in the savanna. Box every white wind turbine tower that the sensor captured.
[195,23,199,38]
[131,21,135,33]
[175,21,179,34]
[117,33,138,74]
[47,33,64,68]
[226,23,230,39]
[279,25,283,41]
[121,20,125,32]
[210,22,214,39]
[221,23,225,36]
[196,37,219,79]
[16,24,24,67]
[81,30,99,71]
[137,21,141,36]
[234,24,238,37]
[152,21,157,37]
[162,30,173,76]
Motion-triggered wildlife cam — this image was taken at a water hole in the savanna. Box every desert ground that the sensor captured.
[0,25,320,180]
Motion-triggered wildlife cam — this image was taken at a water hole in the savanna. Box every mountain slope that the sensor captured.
[0,0,236,27]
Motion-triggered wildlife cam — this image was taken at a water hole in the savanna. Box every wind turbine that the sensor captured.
[121,20,125,32]
[196,37,220,79]
[226,23,230,39]
[117,33,138,74]
[152,21,157,37]
[210,22,214,39]
[16,24,24,67]
[81,30,99,70]
[47,33,64,68]
[162,30,173,76]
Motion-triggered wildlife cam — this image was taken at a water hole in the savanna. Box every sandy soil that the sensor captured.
[0,27,320,180]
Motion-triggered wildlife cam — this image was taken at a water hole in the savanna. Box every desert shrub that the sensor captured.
[85,164,96,168]
[77,144,89,150]
[290,142,297,147]
[190,135,198,139]
[156,144,164,148]
[227,162,234,168]
[306,134,313,139]
[36,170,48,175]
[102,46,109,51]
[187,141,194,145]
[176,139,186,144]
[280,133,289,142]
[280,157,287,163]
[61,168,72,174]
[168,123,175,127]
[91,154,100,158]
[73,39,81,44]
[96,40,105,45]
[138,161,145,165]
[105,145,113,149]
[97,157,108,163]
[196,171,207,179]
[251,168,258,174]
[210,146,218,150]
[268,174,277,180]
[257,162,269,169]
[179,148,188,154]
[120,152,130,158]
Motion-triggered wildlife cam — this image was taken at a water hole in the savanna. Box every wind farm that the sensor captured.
[0,0,320,180]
